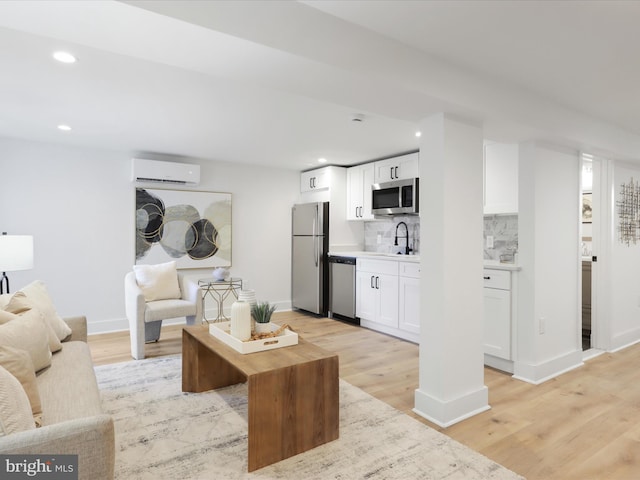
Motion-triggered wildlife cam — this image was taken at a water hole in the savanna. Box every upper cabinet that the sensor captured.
[346,163,375,221]
[484,143,518,214]
[300,167,330,193]
[373,152,419,183]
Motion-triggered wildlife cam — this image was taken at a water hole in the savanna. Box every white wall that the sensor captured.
[607,162,640,350]
[0,137,299,333]
[515,142,582,383]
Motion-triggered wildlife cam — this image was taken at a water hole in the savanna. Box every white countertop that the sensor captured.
[483,260,521,271]
[329,251,420,263]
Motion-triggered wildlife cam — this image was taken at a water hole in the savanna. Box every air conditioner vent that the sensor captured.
[132,158,200,185]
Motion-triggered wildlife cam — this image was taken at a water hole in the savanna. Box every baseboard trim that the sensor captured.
[610,327,640,353]
[513,349,583,385]
[86,301,294,335]
[413,385,490,428]
[484,354,514,373]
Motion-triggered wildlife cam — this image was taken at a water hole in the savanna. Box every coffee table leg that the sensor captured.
[246,356,339,472]
[182,329,246,392]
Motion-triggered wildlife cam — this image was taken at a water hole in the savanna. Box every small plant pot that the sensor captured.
[254,322,271,334]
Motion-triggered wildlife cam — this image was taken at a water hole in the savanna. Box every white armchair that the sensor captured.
[124,271,202,360]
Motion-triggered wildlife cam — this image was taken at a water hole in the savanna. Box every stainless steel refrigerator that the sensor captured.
[291,202,329,315]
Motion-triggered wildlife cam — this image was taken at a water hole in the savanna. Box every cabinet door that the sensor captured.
[399,276,420,334]
[356,271,377,320]
[376,273,399,328]
[374,153,419,183]
[483,287,511,359]
[300,168,329,193]
[347,164,375,220]
[346,167,363,220]
[361,163,375,219]
[484,143,518,214]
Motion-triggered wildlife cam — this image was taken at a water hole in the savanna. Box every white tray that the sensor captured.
[208,321,298,354]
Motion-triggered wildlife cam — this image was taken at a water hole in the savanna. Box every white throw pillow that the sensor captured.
[8,281,71,341]
[133,261,181,302]
[0,365,36,436]
[0,309,51,372]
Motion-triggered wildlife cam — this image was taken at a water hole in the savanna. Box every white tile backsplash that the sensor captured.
[364,216,420,254]
[484,214,518,261]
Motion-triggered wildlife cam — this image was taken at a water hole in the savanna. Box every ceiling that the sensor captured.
[0,0,639,170]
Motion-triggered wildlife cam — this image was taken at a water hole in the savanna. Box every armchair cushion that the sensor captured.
[133,261,181,301]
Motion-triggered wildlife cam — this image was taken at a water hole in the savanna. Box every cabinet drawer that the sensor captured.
[357,258,399,276]
[483,269,511,290]
[399,262,420,278]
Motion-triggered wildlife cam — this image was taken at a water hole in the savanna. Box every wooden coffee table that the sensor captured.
[182,326,339,472]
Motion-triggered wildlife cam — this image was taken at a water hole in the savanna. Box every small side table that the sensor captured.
[198,278,243,323]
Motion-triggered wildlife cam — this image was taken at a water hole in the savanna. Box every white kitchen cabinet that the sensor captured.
[356,257,420,343]
[398,262,420,335]
[346,163,375,220]
[300,167,330,193]
[356,259,399,329]
[373,152,419,183]
[484,142,518,214]
[483,268,512,364]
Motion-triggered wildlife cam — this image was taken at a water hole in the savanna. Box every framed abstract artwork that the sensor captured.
[135,188,232,268]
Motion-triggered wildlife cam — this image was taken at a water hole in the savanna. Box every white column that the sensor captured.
[413,113,489,427]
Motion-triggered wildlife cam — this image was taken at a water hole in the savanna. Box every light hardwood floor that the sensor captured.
[88,311,640,480]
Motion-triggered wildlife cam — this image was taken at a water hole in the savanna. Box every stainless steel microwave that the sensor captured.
[371,178,419,215]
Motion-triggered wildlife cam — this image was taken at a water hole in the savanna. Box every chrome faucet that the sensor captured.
[394,221,410,255]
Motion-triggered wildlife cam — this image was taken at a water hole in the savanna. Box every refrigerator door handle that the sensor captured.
[313,205,318,266]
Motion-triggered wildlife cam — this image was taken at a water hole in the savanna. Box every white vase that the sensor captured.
[254,322,272,334]
[238,289,256,307]
[212,267,229,281]
[230,301,251,341]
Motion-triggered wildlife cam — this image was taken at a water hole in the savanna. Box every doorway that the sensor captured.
[580,154,603,357]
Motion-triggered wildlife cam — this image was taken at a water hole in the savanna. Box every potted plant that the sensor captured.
[251,301,277,334]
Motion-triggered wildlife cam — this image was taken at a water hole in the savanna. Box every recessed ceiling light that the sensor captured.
[57,124,72,131]
[318,158,327,163]
[415,131,422,138]
[53,51,77,64]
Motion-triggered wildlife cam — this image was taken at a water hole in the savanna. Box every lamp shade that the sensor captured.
[0,235,34,272]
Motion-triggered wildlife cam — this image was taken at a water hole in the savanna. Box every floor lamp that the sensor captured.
[0,232,34,295]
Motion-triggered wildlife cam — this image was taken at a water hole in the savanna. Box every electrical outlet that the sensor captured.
[539,316,546,335]
[486,235,494,248]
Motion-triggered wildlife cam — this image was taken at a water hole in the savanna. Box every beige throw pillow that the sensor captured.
[7,281,71,341]
[0,346,43,427]
[0,309,51,372]
[5,295,63,353]
[0,365,36,435]
[133,261,181,301]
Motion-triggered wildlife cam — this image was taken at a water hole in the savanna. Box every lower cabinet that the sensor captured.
[483,268,514,372]
[356,258,419,343]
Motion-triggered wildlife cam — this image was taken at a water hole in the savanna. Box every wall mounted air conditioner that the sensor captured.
[131,158,200,185]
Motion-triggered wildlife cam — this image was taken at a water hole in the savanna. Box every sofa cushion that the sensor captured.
[0,365,36,436]
[0,346,42,426]
[1,300,62,353]
[0,309,51,372]
[133,261,181,302]
[6,281,72,341]
[36,342,103,426]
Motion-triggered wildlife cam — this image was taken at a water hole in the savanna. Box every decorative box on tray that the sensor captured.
[209,321,298,354]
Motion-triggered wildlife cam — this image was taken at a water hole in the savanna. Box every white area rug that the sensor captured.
[95,356,523,479]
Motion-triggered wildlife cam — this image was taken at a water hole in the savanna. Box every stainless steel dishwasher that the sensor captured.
[328,255,358,324]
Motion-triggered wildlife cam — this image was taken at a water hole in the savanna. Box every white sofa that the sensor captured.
[0,315,115,480]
